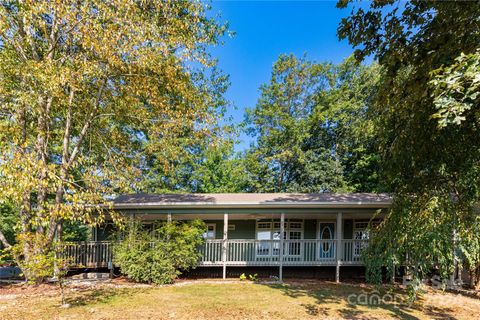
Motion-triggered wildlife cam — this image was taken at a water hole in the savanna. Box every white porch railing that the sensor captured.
[341,239,368,264]
[62,239,368,268]
[198,239,368,266]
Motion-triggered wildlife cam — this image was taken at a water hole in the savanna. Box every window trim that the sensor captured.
[204,223,216,240]
[255,219,304,257]
[352,219,380,257]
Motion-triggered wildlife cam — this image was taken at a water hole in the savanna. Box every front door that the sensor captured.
[319,222,335,259]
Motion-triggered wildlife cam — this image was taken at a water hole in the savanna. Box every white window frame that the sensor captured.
[203,223,216,240]
[352,220,380,257]
[255,219,304,258]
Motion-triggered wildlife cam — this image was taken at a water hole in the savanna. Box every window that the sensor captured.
[256,222,272,256]
[354,220,381,233]
[273,222,287,229]
[257,222,271,229]
[288,230,302,256]
[203,224,216,239]
[353,220,380,256]
[256,220,304,256]
[289,221,302,229]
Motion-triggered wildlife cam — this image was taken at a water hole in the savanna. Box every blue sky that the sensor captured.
[208,1,360,151]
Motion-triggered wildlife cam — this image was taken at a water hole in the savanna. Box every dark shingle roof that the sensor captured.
[112,193,392,209]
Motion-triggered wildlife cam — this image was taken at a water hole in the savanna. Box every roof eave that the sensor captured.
[109,202,392,210]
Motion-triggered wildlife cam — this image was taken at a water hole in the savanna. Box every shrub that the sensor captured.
[9,233,56,283]
[248,273,258,282]
[113,219,206,285]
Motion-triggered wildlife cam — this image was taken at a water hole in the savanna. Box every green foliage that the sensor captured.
[239,273,257,281]
[430,50,480,128]
[0,0,228,281]
[244,54,382,192]
[143,138,248,193]
[248,273,258,282]
[62,222,90,242]
[364,195,457,284]
[113,220,206,285]
[8,233,62,283]
[0,202,17,249]
[338,0,480,288]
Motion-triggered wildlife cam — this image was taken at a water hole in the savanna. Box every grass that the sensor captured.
[0,280,479,319]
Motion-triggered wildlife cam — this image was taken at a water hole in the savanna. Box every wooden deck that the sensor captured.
[61,241,113,268]
[62,239,368,269]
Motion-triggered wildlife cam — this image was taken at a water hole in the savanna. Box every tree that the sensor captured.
[244,54,381,193]
[0,0,227,282]
[187,142,248,193]
[142,129,248,193]
[338,0,480,288]
[430,49,480,128]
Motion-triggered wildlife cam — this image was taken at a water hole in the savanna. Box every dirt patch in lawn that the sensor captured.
[0,279,479,319]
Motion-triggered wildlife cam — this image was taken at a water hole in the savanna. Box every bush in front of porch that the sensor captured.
[113,219,206,284]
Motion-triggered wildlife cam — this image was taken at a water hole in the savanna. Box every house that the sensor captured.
[64,193,392,282]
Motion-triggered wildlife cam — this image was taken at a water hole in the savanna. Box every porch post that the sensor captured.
[279,212,285,282]
[222,213,229,279]
[166,213,172,241]
[92,226,97,241]
[336,212,343,283]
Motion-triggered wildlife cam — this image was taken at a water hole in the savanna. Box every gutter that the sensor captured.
[108,201,392,210]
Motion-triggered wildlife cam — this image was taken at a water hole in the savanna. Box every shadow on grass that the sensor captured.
[263,282,458,320]
[65,288,143,307]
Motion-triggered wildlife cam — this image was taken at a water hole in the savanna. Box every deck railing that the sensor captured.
[61,241,113,268]
[62,239,368,268]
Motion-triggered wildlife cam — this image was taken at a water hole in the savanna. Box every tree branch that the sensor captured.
[47,80,106,243]
[67,79,106,168]
[46,18,84,59]
[35,95,53,234]
[47,9,57,60]
[62,90,74,166]
[21,15,40,61]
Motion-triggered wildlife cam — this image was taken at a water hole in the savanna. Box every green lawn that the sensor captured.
[0,280,478,319]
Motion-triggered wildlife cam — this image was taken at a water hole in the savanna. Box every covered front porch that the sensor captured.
[66,210,378,282]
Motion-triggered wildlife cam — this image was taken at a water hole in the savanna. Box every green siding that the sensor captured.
[228,220,256,239]
[204,220,256,239]
[304,220,317,239]
[343,219,353,239]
